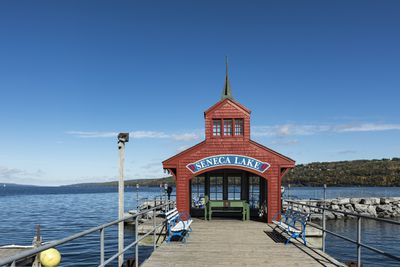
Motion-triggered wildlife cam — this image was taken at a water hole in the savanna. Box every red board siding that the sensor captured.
[163,98,294,223]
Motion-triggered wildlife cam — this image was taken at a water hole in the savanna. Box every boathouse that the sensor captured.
[162,66,295,223]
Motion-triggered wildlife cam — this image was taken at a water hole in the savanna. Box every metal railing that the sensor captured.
[136,194,176,211]
[285,199,400,267]
[0,200,175,267]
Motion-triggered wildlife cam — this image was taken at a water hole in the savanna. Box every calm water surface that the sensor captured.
[0,186,164,266]
[1,186,400,266]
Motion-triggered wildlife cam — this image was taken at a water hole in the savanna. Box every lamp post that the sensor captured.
[117,133,129,267]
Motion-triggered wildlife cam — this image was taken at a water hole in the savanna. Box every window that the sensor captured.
[249,176,260,209]
[224,119,232,136]
[209,175,223,200]
[228,176,241,200]
[212,119,221,136]
[191,176,205,208]
[234,119,244,136]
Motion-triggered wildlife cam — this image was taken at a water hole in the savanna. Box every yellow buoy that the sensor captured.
[40,248,61,267]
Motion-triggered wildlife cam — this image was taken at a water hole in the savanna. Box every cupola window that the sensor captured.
[212,119,221,136]
[224,119,233,136]
[234,119,244,136]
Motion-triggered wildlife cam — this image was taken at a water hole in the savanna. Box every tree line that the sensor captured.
[283,158,400,186]
[73,158,400,187]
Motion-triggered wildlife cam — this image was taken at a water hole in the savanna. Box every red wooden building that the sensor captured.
[162,66,295,222]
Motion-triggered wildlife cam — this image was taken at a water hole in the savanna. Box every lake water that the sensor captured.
[1,185,400,266]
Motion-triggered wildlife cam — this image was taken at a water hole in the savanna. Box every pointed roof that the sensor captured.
[221,57,233,100]
[204,98,251,116]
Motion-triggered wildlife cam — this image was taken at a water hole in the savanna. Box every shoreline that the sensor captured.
[285,197,400,219]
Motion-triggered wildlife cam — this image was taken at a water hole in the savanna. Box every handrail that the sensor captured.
[0,200,174,267]
[285,199,400,266]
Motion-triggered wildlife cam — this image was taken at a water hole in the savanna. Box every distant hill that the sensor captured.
[71,176,175,187]
[284,158,400,187]
[68,158,400,187]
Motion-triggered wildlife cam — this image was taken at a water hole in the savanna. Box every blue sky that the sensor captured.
[0,1,399,185]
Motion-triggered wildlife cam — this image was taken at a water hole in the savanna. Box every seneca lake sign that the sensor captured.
[186,155,271,174]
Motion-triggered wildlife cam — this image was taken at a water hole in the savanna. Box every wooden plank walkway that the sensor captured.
[142,218,345,267]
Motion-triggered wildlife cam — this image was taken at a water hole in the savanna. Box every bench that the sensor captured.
[272,208,309,245]
[204,196,250,221]
[165,208,193,243]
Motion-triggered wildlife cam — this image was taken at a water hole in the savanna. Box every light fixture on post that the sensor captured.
[117,132,129,267]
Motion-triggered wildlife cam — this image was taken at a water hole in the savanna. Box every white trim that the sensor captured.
[186,154,271,174]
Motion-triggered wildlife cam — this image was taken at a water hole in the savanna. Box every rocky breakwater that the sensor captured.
[287,197,400,220]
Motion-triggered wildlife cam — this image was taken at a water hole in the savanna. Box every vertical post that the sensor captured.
[136,184,139,210]
[164,183,168,212]
[322,184,327,253]
[153,206,156,250]
[357,216,361,267]
[159,184,163,204]
[117,133,129,267]
[100,228,105,265]
[288,183,291,200]
[135,216,139,267]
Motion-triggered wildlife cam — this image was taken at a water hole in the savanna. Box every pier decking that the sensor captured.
[142,218,345,267]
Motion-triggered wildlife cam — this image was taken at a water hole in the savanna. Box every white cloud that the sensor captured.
[271,139,299,145]
[171,133,199,141]
[335,123,400,133]
[252,123,400,137]
[67,130,200,141]
[66,131,118,138]
[0,166,45,185]
[131,131,169,139]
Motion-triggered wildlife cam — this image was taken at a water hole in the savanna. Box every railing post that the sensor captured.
[135,216,139,267]
[153,207,156,250]
[357,216,361,267]
[322,184,327,253]
[136,184,139,210]
[100,228,105,265]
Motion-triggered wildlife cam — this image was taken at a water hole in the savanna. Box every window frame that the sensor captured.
[223,119,233,136]
[212,119,222,136]
[211,118,244,138]
[191,176,205,209]
[234,118,244,136]
[249,176,260,209]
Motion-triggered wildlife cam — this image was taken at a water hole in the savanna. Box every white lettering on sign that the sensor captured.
[186,154,270,174]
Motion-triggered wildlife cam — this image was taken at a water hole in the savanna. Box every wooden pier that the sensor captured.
[142,218,345,267]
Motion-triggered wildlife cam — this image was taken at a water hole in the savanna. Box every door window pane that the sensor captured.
[249,176,260,208]
[213,119,221,136]
[228,176,241,200]
[191,176,205,208]
[209,175,223,200]
[224,119,232,136]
